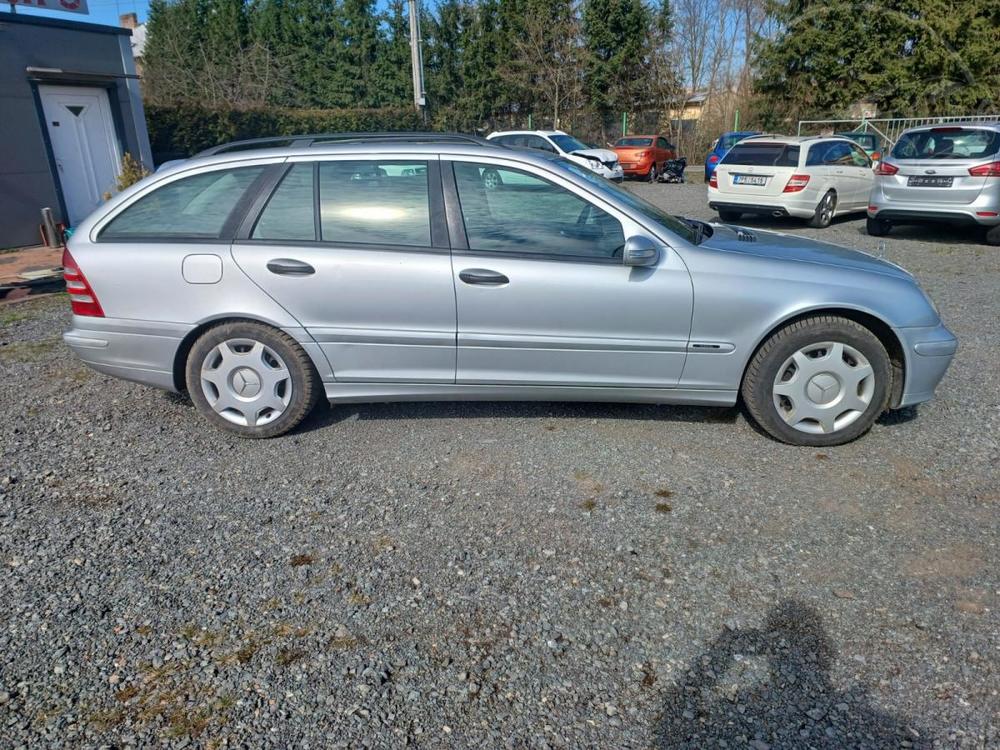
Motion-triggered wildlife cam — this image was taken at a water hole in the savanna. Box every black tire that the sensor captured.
[741,316,892,447]
[985,225,1000,246]
[647,163,658,182]
[807,191,836,228]
[717,209,742,223]
[186,321,321,439]
[867,216,892,237]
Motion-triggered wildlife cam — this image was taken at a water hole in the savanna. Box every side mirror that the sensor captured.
[622,236,660,267]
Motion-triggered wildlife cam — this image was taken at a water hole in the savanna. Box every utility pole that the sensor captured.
[407,0,427,121]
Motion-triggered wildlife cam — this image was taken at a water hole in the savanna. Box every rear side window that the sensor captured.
[318,161,431,247]
[722,143,799,167]
[253,163,315,241]
[891,128,1000,160]
[101,166,264,239]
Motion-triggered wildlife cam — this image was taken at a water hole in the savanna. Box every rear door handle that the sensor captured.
[266,258,315,276]
[459,268,509,286]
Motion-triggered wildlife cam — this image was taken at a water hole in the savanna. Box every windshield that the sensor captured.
[891,128,1000,160]
[616,137,653,147]
[722,143,800,167]
[557,160,698,244]
[550,134,590,153]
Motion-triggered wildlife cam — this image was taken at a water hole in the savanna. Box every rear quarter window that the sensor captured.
[721,144,800,167]
[100,166,265,240]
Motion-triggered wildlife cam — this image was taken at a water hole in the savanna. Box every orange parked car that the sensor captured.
[613,135,677,181]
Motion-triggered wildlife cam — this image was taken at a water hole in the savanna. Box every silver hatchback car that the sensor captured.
[63,133,956,446]
[867,122,1000,245]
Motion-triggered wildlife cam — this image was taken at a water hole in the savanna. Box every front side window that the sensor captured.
[101,166,264,239]
[849,144,871,167]
[657,137,670,149]
[453,162,625,260]
[823,142,854,165]
[318,160,431,247]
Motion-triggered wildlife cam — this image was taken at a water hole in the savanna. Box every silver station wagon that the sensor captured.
[62,133,956,446]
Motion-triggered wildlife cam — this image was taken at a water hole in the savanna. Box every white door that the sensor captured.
[39,85,122,225]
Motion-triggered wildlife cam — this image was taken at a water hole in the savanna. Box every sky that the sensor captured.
[4,0,151,27]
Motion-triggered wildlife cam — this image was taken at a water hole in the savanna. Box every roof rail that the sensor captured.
[195,131,495,157]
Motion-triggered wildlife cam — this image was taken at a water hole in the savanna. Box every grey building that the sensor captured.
[0,11,152,248]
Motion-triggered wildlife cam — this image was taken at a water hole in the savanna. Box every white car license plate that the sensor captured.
[733,174,768,186]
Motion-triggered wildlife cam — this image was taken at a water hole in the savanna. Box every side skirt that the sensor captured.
[324,382,738,407]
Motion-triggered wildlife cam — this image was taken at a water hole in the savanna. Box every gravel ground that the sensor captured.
[1,181,997,749]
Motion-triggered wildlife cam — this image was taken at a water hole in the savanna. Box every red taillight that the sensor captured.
[875,161,899,176]
[709,173,718,188]
[62,248,104,317]
[783,174,810,193]
[868,205,879,212]
[976,211,999,217]
[968,161,1000,177]
[708,154,720,163]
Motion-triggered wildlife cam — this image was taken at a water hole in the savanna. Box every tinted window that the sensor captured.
[617,137,653,147]
[318,161,430,247]
[253,163,315,241]
[101,166,264,239]
[454,162,625,260]
[891,128,1000,160]
[822,142,854,165]
[656,137,670,149]
[524,135,557,153]
[722,143,799,167]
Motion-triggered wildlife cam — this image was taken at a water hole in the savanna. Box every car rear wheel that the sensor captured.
[741,315,891,446]
[717,209,742,222]
[186,321,321,439]
[867,216,892,237]
[647,163,658,182]
[807,191,836,228]
[985,225,1000,246]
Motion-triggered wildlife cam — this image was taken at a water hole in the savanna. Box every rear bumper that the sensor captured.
[708,200,816,220]
[896,322,958,407]
[621,158,655,177]
[868,186,1000,226]
[64,317,189,391]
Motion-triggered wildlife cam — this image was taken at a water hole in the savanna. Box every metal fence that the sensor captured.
[797,114,1000,148]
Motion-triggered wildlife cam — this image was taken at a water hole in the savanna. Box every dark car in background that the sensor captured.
[705,131,761,182]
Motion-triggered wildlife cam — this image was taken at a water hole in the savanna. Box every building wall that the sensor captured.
[0,12,151,248]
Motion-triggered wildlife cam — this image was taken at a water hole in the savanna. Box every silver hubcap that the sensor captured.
[819,195,834,223]
[200,338,292,427]
[772,341,875,435]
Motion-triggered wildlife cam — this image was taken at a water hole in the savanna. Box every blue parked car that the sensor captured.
[705,131,761,181]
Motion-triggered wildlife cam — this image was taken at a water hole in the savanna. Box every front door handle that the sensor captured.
[459,268,509,286]
[267,258,315,276]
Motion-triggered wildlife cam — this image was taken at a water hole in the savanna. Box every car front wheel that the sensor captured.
[186,321,321,438]
[741,316,891,446]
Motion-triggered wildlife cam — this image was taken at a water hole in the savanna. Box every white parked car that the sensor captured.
[487,130,624,182]
[707,135,874,228]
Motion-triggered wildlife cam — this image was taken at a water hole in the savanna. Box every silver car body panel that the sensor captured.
[63,139,955,412]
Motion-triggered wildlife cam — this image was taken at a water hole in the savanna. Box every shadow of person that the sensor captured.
[655,599,930,749]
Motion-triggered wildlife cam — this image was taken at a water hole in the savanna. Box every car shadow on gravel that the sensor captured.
[294,400,740,434]
[653,599,931,749]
